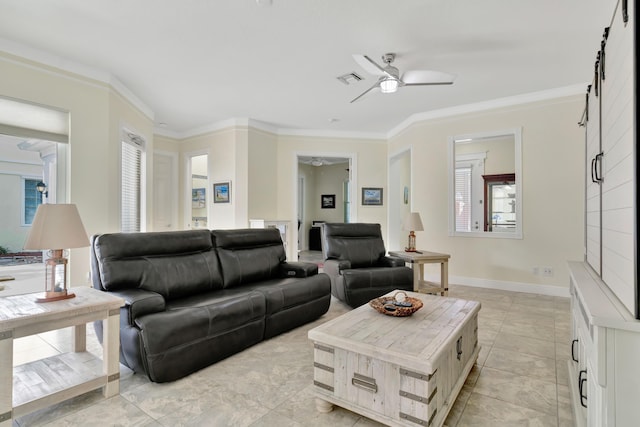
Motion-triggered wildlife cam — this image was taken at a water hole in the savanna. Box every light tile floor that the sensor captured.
[11,284,574,426]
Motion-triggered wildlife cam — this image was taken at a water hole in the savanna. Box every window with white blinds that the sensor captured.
[455,166,471,232]
[121,132,145,232]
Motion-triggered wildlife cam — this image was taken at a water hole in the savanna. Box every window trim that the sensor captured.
[120,129,146,233]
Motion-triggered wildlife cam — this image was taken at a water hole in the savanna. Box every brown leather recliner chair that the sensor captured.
[321,223,413,308]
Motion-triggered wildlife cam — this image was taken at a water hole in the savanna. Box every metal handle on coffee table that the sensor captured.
[456,336,463,360]
[352,373,378,393]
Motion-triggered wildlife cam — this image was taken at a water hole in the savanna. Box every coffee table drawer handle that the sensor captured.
[352,373,377,393]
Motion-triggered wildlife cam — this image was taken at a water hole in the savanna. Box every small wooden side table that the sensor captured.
[0,287,123,426]
[388,250,451,296]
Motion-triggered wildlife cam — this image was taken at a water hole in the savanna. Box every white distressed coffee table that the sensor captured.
[308,291,480,427]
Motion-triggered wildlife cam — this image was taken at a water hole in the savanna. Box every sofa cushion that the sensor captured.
[93,230,223,299]
[138,290,266,355]
[212,228,286,288]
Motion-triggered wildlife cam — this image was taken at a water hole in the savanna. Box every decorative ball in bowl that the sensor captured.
[369,291,423,317]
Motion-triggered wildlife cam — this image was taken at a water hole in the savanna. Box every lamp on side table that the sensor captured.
[402,212,424,252]
[23,203,89,302]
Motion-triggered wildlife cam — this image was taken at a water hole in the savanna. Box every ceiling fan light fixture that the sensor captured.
[380,78,398,93]
[311,159,324,167]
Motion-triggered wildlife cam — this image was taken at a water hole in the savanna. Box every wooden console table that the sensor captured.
[0,287,123,426]
[388,250,450,296]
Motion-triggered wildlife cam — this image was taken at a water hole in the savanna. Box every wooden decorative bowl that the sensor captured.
[369,291,423,317]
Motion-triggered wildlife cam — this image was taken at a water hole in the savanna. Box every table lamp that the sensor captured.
[23,204,89,302]
[402,212,424,252]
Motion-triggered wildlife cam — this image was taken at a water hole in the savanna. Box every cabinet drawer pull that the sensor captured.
[352,373,377,393]
[456,336,463,360]
[578,369,588,408]
[571,339,579,363]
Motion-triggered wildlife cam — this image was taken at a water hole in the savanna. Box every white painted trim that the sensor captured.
[387,83,587,139]
[427,273,571,298]
[448,127,523,239]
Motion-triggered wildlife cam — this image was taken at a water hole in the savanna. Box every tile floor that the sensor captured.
[11,283,574,426]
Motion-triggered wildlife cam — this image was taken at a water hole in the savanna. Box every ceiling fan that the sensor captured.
[350,53,455,103]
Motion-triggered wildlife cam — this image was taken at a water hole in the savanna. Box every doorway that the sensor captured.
[184,152,209,230]
[153,151,178,231]
[389,148,411,251]
[296,153,355,260]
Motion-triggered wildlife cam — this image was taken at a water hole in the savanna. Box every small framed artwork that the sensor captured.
[192,188,206,208]
[404,186,409,204]
[362,187,383,206]
[321,194,336,209]
[213,181,231,203]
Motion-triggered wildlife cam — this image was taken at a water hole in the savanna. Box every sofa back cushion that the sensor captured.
[212,228,285,288]
[321,223,386,268]
[92,230,223,299]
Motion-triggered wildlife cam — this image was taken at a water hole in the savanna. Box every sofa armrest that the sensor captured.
[379,256,408,268]
[323,259,351,277]
[280,261,318,278]
[108,289,166,326]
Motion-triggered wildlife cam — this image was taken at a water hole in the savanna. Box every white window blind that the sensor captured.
[455,166,471,232]
[121,132,145,232]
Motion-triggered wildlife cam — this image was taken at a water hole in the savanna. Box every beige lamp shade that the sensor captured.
[23,204,89,250]
[402,212,424,231]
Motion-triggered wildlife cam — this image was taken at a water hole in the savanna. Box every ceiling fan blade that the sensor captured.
[352,54,389,77]
[402,70,456,84]
[403,81,454,87]
[350,81,380,103]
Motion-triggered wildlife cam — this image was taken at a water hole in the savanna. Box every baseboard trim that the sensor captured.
[425,274,571,298]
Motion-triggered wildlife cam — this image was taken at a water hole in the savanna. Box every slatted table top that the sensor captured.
[0,286,123,331]
[309,291,480,373]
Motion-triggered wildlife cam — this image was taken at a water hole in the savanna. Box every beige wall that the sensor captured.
[248,128,278,221]
[312,163,349,223]
[0,53,154,286]
[389,96,585,291]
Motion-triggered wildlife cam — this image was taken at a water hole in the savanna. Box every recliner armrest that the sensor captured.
[379,256,407,268]
[109,289,166,326]
[323,259,351,277]
[279,261,318,278]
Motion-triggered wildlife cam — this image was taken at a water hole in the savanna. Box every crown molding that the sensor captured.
[2,37,585,143]
[0,37,154,121]
[276,127,386,140]
[386,83,587,139]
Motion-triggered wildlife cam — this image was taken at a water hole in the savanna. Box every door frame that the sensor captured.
[293,151,357,260]
[183,149,210,229]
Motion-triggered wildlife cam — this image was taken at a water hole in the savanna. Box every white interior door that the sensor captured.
[152,152,178,231]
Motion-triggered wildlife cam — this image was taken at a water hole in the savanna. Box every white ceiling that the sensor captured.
[0,0,614,137]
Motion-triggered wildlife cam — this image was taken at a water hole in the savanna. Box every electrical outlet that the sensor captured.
[532,266,539,275]
[542,266,553,277]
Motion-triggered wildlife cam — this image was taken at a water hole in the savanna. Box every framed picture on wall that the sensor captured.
[213,181,231,203]
[321,194,336,209]
[192,188,206,208]
[404,186,409,204]
[362,187,383,206]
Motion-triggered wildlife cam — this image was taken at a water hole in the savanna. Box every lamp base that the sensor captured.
[35,291,76,303]
[404,248,417,252]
